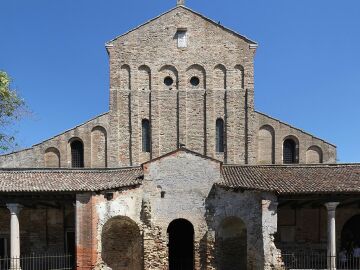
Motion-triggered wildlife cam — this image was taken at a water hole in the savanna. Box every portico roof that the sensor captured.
[0,167,143,192]
[220,164,360,195]
[1,161,360,195]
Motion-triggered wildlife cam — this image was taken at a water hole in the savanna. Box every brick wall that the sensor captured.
[0,113,109,168]
[0,6,337,168]
[81,150,280,270]
[256,111,336,164]
[107,6,256,167]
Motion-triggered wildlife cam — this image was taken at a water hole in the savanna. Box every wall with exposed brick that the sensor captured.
[76,193,96,270]
[107,6,257,167]
[101,216,142,270]
[0,6,337,168]
[78,150,281,270]
[256,111,336,164]
[207,188,281,270]
[0,113,109,168]
[141,150,222,269]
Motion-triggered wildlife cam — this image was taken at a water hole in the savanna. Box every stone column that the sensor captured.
[7,203,23,270]
[325,202,339,270]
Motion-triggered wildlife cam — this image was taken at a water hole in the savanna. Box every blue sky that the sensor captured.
[1,0,359,162]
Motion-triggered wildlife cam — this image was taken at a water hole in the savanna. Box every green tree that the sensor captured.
[0,71,25,152]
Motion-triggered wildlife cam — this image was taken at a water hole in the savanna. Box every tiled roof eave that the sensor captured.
[220,164,360,195]
[0,167,143,193]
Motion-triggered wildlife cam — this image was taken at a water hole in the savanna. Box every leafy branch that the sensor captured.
[0,71,26,152]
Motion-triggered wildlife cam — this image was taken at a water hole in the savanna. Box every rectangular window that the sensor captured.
[177,30,187,48]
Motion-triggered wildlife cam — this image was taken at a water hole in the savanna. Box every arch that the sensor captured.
[283,136,299,164]
[44,147,60,168]
[214,64,227,89]
[216,217,247,270]
[167,219,194,270]
[91,126,107,168]
[120,64,131,89]
[70,138,84,168]
[341,215,360,252]
[186,64,206,89]
[102,216,142,270]
[216,118,225,153]
[138,65,151,90]
[142,119,151,153]
[257,125,275,164]
[234,65,245,89]
[159,65,178,89]
[306,145,323,164]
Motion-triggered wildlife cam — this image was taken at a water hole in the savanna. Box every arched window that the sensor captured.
[71,140,84,168]
[142,119,151,153]
[283,138,297,164]
[216,118,224,153]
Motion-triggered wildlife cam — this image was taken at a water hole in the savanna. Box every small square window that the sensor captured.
[177,30,187,48]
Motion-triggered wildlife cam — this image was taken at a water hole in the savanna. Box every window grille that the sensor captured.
[283,139,297,164]
[71,140,84,168]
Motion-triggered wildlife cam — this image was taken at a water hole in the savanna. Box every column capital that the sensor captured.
[324,202,340,211]
[6,203,23,215]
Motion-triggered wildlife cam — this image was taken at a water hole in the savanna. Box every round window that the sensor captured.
[164,76,174,86]
[190,76,200,87]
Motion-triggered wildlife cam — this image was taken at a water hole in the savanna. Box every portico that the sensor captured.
[276,195,360,270]
[0,193,75,270]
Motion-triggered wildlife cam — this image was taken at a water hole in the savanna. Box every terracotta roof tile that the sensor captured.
[220,164,360,195]
[0,167,143,192]
[2,164,360,195]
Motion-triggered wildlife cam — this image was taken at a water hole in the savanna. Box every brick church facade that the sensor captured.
[0,1,359,270]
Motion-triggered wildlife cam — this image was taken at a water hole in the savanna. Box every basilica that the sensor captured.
[0,1,359,270]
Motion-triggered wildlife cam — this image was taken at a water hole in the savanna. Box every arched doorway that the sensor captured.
[101,216,142,270]
[216,217,247,270]
[341,215,360,251]
[167,219,194,270]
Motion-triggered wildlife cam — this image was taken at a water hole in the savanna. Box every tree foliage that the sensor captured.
[0,71,25,152]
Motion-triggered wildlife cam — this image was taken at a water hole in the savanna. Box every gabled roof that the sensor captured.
[256,111,336,148]
[2,154,360,196]
[0,112,109,157]
[142,147,222,166]
[0,167,143,193]
[220,164,360,195]
[106,6,257,46]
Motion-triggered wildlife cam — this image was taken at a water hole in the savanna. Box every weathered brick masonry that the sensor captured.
[0,2,351,270]
[78,150,281,270]
[0,4,335,168]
